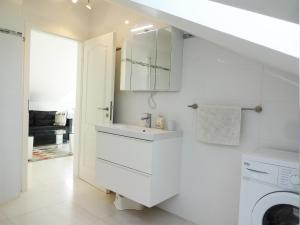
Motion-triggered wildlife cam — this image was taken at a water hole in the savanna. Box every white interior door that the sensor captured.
[79,32,116,187]
[0,32,23,203]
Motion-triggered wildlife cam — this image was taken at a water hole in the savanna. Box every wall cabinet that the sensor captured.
[120,27,183,91]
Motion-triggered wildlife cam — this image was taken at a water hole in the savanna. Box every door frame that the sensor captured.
[21,23,83,191]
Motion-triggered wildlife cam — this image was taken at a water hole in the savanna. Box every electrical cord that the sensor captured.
[148,92,157,109]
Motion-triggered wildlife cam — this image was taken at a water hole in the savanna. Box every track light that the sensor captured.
[71,0,92,10]
[86,0,92,10]
[130,24,154,32]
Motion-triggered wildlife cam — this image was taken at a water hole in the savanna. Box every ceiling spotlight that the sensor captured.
[124,20,130,25]
[131,24,154,32]
[72,0,78,3]
[136,29,156,35]
[86,0,92,10]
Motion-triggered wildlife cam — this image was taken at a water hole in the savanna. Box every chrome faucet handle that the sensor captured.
[141,113,151,119]
[141,113,152,128]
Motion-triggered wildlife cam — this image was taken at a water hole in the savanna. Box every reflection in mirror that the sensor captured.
[131,30,156,90]
[156,27,172,90]
[120,26,183,92]
[120,41,131,90]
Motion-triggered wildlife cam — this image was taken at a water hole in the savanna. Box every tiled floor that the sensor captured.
[0,157,195,225]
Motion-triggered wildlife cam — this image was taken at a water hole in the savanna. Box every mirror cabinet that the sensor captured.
[120,27,183,91]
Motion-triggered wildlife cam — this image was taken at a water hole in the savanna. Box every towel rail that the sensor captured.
[187,104,263,113]
[0,28,23,38]
[242,106,262,113]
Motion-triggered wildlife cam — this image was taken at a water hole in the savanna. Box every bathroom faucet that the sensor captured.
[141,113,152,128]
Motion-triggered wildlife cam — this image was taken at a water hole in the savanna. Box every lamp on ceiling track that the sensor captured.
[71,0,92,10]
[86,0,92,10]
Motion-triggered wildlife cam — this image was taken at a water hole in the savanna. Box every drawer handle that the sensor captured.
[97,158,152,176]
[246,168,269,174]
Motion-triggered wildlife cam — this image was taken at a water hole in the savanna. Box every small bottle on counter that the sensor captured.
[155,115,165,129]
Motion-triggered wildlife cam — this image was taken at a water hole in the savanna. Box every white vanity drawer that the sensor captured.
[96,132,153,174]
[96,158,152,206]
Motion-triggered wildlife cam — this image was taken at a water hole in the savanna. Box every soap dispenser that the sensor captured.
[155,115,165,129]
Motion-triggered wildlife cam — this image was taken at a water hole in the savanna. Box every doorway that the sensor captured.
[26,29,79,186]
[22,27,116,191]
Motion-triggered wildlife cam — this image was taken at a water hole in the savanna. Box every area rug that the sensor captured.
[29,148,73,162]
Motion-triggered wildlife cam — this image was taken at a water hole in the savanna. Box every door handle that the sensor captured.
[97,107,109,111]
[109,101,113,121]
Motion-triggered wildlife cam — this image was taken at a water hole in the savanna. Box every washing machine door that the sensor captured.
[252,192,299,225]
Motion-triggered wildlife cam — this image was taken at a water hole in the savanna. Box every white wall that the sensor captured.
[114,37,299,225]
[0,0,23,32]
[29,29,78,115]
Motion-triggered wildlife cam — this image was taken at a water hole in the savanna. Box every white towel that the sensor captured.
[197,105,242,146]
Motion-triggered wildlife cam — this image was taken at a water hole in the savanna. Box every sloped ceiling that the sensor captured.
[210,0,298,23]
[109,0,299,75]
[17,0,299,75]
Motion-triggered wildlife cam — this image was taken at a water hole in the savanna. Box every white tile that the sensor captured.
[47,201,104,225]
[0,219,13,225]
[103,207,195,225]
[72,189,117,220]
[188,39,263,102]
[2,185,73,218]
[0,188,65,219]
[0,210,6,222]
[260,101,299,150]
[2,156,195,225]
[262,68,298,102]
[9,196,106,225]
[28,157,73,187]
[70,178,101,197]
[10,208,68,225]
[11,203,106,225]
[204,64,262,102]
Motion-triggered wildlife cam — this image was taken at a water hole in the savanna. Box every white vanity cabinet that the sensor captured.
[95,124,182,207]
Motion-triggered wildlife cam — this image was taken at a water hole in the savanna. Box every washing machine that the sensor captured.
[238,148,299,225]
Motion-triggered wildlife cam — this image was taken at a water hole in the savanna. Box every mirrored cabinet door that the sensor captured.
[155,27,172,90]
[131,30,156,90]
[120,41,132,90]
[120,26,183,92]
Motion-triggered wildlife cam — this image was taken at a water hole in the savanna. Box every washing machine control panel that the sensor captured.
[243,160,299,191]
[242,160,278,185]
[278,167,299,190]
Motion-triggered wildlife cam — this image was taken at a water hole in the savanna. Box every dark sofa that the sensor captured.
[29,110,73,147]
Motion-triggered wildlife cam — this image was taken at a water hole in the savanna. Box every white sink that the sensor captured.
[95,123,181,141]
